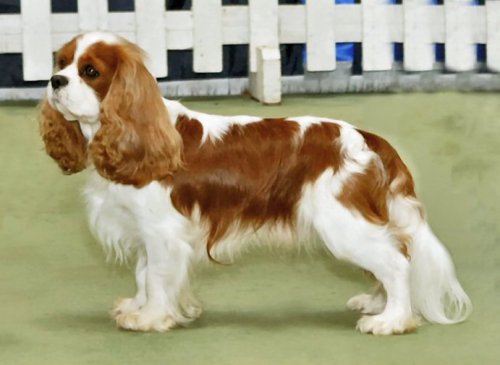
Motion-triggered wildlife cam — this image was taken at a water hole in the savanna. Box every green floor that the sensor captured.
[1,93,498,365]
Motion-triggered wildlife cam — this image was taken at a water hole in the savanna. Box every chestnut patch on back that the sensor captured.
[338,130,418,227]
[171,116,342,258]
[338,160,390,225]
[357,130,416,197]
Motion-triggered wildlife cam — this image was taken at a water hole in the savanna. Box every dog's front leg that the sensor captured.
[114,234,198,332]
[111,251,147,318]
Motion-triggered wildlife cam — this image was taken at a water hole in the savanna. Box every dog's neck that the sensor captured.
[77,118,101,143]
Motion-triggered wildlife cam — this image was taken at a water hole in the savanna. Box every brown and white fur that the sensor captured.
[39,32,472,335]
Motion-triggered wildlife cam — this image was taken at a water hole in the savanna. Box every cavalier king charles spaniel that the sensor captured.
[39,32,471,335]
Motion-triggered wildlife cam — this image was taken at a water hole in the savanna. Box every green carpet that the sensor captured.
[0,93,498,365]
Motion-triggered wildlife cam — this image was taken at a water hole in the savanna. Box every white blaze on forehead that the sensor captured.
[74,32,120,61]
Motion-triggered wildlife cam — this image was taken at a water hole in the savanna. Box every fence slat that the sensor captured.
[362,0,393,71]
[0,14,21,34]
[52,14,79,34]
[387,4,403,43]
[249,0,279,73]
[279,5,305,44]
[193,0,223,73]
[335,5,362,42]
[0,14,21,53]
[222,6,248,45]
[3,0,500,95]
[428,5,445,43]
[487,1,500,72]
[471,6,486,44]
[444,0,475,72]
[21,0,52,81]
[165,11,193,50]
[78,0,108,31]
[306,0,335,72]
[404,0,433,71]
[135,0,167,77]
[0,35,19,53]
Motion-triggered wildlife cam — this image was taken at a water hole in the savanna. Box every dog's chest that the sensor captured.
[82,171,178,255]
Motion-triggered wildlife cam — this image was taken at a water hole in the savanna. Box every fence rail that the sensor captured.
[0,0,499,101]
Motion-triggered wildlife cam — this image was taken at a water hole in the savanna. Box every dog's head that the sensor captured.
[40,32,182,187]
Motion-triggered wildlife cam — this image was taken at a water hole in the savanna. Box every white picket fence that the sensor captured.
[1,0,500,101]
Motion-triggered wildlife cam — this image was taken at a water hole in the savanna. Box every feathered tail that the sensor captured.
[410,222,472,324]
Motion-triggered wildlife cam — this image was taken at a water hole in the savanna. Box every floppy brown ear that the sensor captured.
[90,43,182,187]
[39,99,88,174]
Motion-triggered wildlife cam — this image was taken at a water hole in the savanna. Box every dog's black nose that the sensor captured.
[50,75,69,90]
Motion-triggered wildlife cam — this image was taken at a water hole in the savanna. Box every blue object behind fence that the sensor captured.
[300,0,356,63]
[301,0,485,68]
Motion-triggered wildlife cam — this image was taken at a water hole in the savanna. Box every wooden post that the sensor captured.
[250,47,281,105]
[249,0,281,104]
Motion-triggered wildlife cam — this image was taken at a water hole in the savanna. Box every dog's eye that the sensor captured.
[58,59,66,69]
[84,65,100,78]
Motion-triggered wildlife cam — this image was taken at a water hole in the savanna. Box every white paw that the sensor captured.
[111,297,143,319]
[115,308,176,332]
[181,302,202,320]
[347,293,386,315]
[356,313,419,335]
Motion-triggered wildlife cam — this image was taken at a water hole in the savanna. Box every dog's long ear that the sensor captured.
[90,43,182,187]
[39,100,88,174]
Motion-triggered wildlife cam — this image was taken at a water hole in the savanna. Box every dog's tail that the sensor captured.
[409,220,472,324]
[363,129,472,325]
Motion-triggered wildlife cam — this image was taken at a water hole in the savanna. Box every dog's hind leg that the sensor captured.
[314,210,418,335]
[301,172,418,335]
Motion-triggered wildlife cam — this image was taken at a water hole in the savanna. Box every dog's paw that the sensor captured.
[115,309,176,332]
[111,297,143,319]
[347,293,386,315]
[356,313,420,335]
[181,302,202,321]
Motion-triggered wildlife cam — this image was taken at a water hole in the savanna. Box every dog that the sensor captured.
[39,32,471,335]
